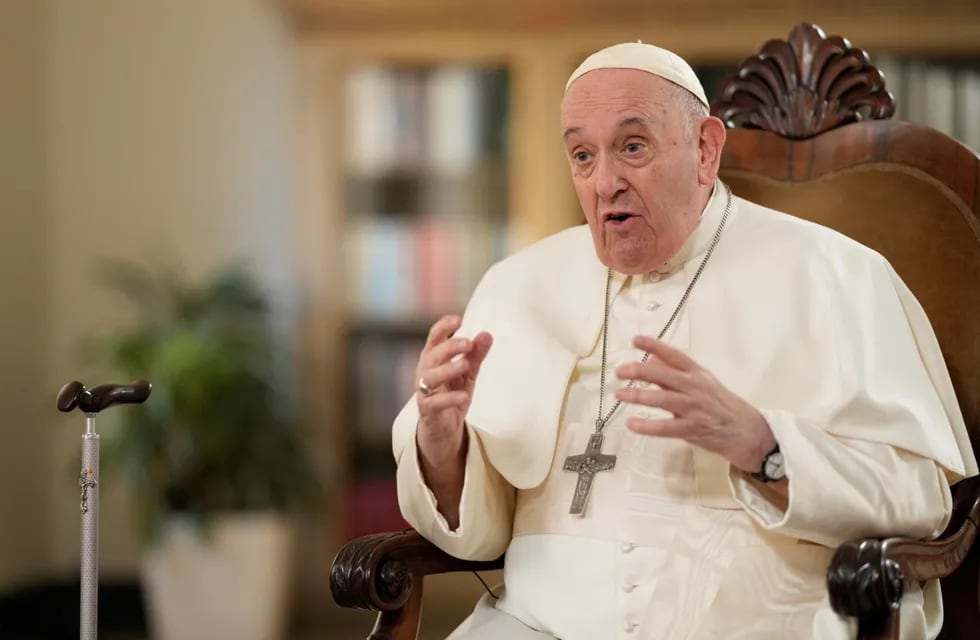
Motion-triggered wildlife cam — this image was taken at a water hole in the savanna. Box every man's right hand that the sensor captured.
[413,314,493,527]
[415,314,493,452]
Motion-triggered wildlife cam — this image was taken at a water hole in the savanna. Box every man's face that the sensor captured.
[560,69,711,275]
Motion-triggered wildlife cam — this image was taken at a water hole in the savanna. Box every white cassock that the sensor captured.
[393,181,979,640]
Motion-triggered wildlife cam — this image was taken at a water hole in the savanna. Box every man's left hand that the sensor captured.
[614,335,775,474]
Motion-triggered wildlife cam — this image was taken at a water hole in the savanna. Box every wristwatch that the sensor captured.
[750,443,785,483]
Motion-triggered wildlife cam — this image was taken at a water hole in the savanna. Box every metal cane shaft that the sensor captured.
[80,422,99,640]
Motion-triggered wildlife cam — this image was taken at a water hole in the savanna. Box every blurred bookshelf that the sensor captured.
[338,63,513,538]
[876,55,980,152]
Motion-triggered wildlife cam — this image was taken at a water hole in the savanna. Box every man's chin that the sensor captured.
[601,253,657,276]
[590,234,659,274]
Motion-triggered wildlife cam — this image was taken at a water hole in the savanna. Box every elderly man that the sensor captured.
[392,42,978,639]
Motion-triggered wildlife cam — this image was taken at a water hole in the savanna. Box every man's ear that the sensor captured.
[698,116,727,186]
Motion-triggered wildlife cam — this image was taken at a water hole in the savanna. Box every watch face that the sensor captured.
[764,451,785,480]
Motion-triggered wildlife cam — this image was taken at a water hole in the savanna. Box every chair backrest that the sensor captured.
[711,23,980,639]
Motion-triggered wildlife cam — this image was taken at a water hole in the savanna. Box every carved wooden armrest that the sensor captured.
[330,529,505,613]
[827,495,980,622]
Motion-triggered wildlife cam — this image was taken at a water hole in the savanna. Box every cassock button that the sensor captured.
[646,301,662,311]
[623,621,637,632]
[645,272,662,283]
[620,542,635,553]
[622,582,637,593]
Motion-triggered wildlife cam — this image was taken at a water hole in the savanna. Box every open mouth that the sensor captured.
[604,212,634,224]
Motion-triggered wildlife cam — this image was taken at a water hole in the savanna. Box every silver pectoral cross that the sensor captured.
[563,430,617,517]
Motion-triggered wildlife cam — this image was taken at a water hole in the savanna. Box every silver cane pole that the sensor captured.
[79,414,100,640]
[58,379,152,640]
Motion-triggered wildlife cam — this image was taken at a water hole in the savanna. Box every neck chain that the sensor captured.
[595,182,733,434]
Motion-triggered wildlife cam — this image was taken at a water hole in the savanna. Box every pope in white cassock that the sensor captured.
[391,42,979,639]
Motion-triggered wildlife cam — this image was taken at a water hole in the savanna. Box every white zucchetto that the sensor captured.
[565,42,710,109]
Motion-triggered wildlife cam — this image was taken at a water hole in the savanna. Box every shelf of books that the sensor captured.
[875,54,980,152]
[340,62,511,537]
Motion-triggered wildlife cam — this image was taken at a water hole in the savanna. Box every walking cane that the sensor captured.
[57,379,152,640]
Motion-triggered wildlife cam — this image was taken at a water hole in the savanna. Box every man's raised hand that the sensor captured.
[415,314,493,457]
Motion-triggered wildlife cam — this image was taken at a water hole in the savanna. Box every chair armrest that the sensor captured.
[330,529,505,612]
[827,495,980,619]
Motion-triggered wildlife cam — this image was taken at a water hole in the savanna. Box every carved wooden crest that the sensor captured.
[711,23,896,139]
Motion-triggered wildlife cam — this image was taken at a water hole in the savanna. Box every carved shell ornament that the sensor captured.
[711,23,896,139]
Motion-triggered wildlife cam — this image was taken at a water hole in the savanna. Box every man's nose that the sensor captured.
[594,154,627,202]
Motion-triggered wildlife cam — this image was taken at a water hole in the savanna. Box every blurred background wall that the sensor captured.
[1,0,50,595]
[1,0,978,638]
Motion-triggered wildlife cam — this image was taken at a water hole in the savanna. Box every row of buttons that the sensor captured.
[621,541,639,633]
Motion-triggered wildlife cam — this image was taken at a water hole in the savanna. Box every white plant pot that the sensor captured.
[140,511,294,640]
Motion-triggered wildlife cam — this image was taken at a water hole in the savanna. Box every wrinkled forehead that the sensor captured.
[563,67,667,102]
[560,69,673,130]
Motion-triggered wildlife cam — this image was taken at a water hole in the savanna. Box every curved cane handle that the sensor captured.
[57,379,152,414]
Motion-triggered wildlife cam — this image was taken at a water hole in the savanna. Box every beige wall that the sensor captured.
[0,0,52,590]
[0,0,305,590]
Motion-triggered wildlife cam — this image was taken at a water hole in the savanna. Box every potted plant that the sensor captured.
[92,260,319,640]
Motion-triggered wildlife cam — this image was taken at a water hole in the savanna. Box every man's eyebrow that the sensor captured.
[562,116,651,140]
[617,116,651,129]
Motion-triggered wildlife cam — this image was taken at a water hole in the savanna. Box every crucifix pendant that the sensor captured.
[563,429,617,517]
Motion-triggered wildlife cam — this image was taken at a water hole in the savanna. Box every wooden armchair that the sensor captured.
[329,23,980,640]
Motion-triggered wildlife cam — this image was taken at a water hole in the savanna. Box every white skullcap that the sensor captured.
[565,41,709,109]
